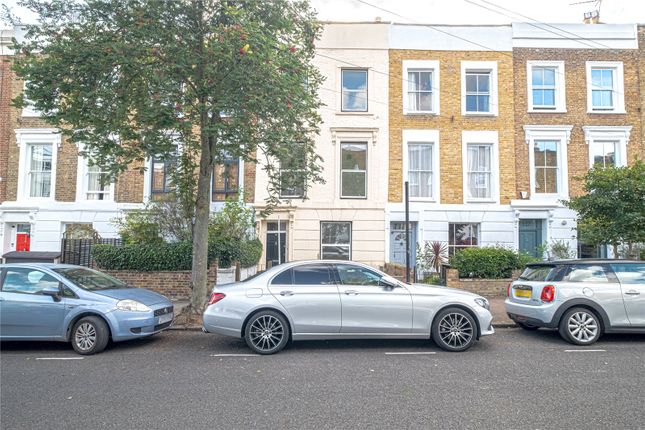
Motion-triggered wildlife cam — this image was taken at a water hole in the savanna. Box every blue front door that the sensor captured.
[390,222,417,266]
[519,219,543,258]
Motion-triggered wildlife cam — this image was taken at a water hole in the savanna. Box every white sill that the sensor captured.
[404,111,438,116]
[409,198,438,203]
[465,199,497,204]
[462,112,498,117]
[587,109,626,114]
[336,112,373,116]
[528,108,567,113]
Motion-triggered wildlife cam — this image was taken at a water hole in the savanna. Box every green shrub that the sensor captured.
[450,247,522,279]
[93,242,193,271]
[208,237,238,268]
[239,239,263,268]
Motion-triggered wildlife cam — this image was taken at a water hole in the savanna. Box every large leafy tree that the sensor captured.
[9,0,324,311]
[565,161,645,258]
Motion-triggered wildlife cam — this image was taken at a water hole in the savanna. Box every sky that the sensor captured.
[1,0,644,27]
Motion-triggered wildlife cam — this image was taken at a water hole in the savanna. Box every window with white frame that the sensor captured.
[85,164,112,200]
[341,69,368,112]
[583,126,631,169]
[320,221,351,260]
[16,129,60,200]
[524,125,571,199]
[448,223,479,256]
[466,145,492,199]
[150,155,176,199]
[279,162,306,199]
[527,61,566,112]
[340,142,367,198]
[586,61,625,113]
[28,144,53,198]
[533,141,559,194]
[407,143,433,198]
[462,61,498,115]
[462,131,498,203]
[403,130,439,201]
[403,60,439,115]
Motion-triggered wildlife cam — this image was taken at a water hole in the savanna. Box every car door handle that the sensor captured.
[625,290,640,296]
[344,290,359,295]
[280,291,294,296]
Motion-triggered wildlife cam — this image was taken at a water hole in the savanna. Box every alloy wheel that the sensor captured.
[567,311,598,343]
[249,315,284,353]
[75,322,97,351]
[438,312,474,349]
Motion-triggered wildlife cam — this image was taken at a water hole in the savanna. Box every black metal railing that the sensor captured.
[60,238,122,267]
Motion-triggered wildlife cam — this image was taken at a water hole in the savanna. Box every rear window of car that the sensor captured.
[519,265,559,282]
[563,265,611,283]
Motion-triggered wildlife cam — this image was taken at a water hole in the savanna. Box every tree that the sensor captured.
[8,0,324,313]
[564,161,645,258]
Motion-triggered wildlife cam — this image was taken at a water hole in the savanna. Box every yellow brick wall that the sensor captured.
[388,50,516,204]
[513,48,642,199]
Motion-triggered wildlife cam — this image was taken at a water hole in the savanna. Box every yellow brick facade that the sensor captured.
[388,50,516,205]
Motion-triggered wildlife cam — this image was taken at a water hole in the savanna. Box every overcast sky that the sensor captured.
[2,0,643,26]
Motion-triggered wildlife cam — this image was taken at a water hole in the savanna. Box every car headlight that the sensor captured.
[474,298,490,310]
[116,299,151,312]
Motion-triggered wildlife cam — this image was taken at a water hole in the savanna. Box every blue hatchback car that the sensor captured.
[0,263,174,354]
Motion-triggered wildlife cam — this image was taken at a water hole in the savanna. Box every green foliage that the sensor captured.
[564,161,645,255]
[114,211,163,245]
[93,242,193,271]
[209,198,255,243]
[518,252,541,267]
[547,239,576,260]
[239,239,263,268]
[421,274,444,285]
[451,247,527,279]
[417,241,448,273]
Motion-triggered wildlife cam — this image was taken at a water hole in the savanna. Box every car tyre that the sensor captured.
[71,316,110,355]
[244,310,290,355]
[516,321,539,331]
[432,307,478,352]
[558,307,601,346]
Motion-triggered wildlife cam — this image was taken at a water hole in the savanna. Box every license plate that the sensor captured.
[515,289,532,298]
[158,313,173,325]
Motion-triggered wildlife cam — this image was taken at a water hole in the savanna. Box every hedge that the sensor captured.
[93,238,263,271]
[450,247,532,279]
[93,242,193,271]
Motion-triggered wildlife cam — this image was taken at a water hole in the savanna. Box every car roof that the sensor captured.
[0,263,86,269]
[526,259,642,266]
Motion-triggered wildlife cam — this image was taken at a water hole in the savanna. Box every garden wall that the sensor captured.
[445,268,521,297]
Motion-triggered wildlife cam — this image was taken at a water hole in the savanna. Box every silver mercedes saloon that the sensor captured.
[203,260,494,354]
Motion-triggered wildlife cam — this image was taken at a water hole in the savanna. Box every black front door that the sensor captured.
[266,221,287,268]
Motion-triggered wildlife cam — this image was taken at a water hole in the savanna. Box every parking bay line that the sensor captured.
[36,357,85,360]
[210,353,260,357]
[564,349,606,353]
[384,352,437,355]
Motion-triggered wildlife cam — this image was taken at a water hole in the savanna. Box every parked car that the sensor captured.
[506,260,645,345]
[203,260,494,354]
[0,263,174,354]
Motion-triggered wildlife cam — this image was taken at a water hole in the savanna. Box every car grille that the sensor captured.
[154,321,172,331]
[154,306,174,317]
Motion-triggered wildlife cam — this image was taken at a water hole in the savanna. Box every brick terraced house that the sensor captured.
[1,21,643,265]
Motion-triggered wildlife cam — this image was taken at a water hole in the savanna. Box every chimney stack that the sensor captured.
[583,10,600,24]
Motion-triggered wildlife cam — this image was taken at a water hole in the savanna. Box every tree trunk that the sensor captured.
[613,243,619,259]
[189,134,214,312]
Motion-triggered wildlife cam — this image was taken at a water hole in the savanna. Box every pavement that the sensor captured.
[170,296,517,329]
[2,329,644,429]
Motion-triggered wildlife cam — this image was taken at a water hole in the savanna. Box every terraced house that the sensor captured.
[1,21,643,266]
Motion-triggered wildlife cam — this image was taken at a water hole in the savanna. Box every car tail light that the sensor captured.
[540,285,555,303]
[208,292,226,305]
[507,282,513,297]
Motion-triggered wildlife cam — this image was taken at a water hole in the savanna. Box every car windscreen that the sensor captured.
[53,267,130,291]
[519,265,559,282]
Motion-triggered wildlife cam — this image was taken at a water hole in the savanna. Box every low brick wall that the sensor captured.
[445,268,521,297]
[103,265,218,300]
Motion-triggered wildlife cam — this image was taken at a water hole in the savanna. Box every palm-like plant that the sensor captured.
[418,241,448,273]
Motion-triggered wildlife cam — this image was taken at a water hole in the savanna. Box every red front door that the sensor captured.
[16,233,31,251]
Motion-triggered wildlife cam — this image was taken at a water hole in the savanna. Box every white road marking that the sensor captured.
[210,353,260,357]
[564,349,606,353]
[35,357,84,360]
[384,351,437,355]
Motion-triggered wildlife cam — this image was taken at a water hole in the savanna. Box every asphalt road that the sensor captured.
[1,328,644,430]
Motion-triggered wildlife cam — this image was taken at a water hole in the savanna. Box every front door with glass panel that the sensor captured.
[519,219,543,258]
[11,224,32,252]
[389,222,417,266]
[266,221,287,268]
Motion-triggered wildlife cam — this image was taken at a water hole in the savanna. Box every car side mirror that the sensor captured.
[379,276,398,290]
[42,285,61,302]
